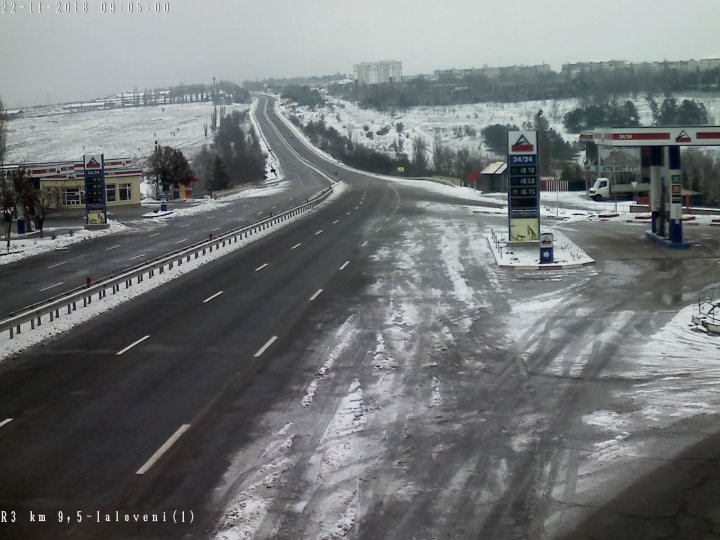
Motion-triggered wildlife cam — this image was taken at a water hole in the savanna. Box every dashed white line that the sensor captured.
[346,212,351,216]
[254,336,278,358]
[0,418,13,430]
[175,238,188,244]
[291,243,302,250]
[361,241,368,247]
[203,291,224,303]
[255,263,268,272]
[105,244,121,251]
[309,288,323,301]
[116,335,151,356]
[257,211,264,216]
[332,219,340,224]
[136,424,191,475]
[376,227,382,233]
[315,229,323,235]
[339,260,350,271]
[211,227,221,232]
[39,282,64,292]
[48,261,67,269]
[148,233,160,238]
[130,253,145,260]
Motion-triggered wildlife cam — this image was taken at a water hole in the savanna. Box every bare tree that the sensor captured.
[412,136,429,176]
[432,133,454,177]
[34,186,62,238]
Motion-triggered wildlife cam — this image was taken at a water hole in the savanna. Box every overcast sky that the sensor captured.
[1,0,719,107]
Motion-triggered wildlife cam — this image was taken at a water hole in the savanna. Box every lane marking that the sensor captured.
[309,288,323,301]
[361,241,368,247]
[105,244,121,251]
[136,424,191,475]
[339,260,350,271]
[116,335,151,356]
[254,336,278,358]
[206,216,214,221]
[130,253,145,260]
[203,291,224,303]
[227,210,235,214]
[291,243,302,250]
[257,211,264,216]
[0,418,13,430]
[255,263,268,272]
[376,227,382,233]
[346,212,351,216]
[211,227,221,232]
[175,238,188,244]
[48,261,67,269]
[39,282,64,292]
[332,219,340,225]
[178,223,191,228]
[315,229,323,235]
[148,233,160,238]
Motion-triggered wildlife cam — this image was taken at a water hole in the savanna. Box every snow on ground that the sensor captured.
[5,101,251,164]
[0,181,293,265]
[285,92,720,164]
[0,182,348,363]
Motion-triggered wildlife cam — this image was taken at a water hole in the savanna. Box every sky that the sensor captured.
[1,0,720,107]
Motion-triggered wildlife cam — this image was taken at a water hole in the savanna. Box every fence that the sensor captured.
[0,187,334,339]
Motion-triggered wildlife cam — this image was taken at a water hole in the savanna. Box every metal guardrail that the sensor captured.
[0,187,335,339]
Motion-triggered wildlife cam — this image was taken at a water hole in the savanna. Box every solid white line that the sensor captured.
[136,424,191,475]
[291,243,302,250]
[361,241,368,247]
[315,229,323,235]
[130,253,145,260]
[148,233,160,238]
[48,261,67,269]
[0,418,13,429]
[309,288,323,301]
[175,238,188,244]
[116,335,151,356]
[333,219,340,224]
[255,263,268,272]
[203,291,224,303]
[39,282,64,292]
[106,244,121,251]
[339,260,350,271]
[254,336,278,358]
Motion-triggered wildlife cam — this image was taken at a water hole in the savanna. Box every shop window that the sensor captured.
[106,183,116,202]
[119,183,132,201]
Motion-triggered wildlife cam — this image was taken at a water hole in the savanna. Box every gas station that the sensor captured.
[584,126,720,249]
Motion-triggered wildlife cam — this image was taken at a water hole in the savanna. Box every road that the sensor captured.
[1,97,720,540]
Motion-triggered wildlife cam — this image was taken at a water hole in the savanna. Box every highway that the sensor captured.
[1,97,720,540]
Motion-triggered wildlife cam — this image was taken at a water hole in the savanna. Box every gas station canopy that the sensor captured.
[583,126,720,147]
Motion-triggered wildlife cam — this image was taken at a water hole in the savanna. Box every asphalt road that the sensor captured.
[1,96,720,540]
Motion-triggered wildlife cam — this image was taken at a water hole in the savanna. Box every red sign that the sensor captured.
[511,134,534,152]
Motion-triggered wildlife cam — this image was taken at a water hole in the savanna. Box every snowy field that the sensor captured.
[4,101,251,164]
[285,92,720,163]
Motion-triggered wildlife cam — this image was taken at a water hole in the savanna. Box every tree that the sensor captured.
[146,145,195,197]
[432,133,454,176]
[210,155,229,192]
[33,186,61,238]
[481,124,519,155]
[412,136,429,176]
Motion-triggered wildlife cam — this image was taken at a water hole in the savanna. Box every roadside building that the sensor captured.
[1,157,142,209]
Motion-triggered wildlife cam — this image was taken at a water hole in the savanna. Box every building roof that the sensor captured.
[481,162,508,175]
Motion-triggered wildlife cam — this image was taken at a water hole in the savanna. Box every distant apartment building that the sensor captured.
[561,58,720,78]
[353,61,403,86]
[433,64,552,80]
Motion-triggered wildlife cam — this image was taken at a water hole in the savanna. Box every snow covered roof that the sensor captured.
[481,162,507,175]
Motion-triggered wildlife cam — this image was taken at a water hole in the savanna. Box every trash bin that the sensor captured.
[16,220,25,234]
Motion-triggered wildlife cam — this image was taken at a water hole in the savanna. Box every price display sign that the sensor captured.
[507,131,540,242]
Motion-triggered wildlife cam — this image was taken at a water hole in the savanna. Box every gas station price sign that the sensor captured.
[507,131,540,242]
